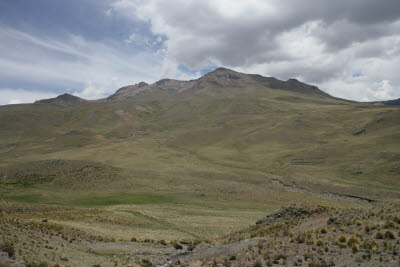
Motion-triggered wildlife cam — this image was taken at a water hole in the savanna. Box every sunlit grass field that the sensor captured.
[1,73,399,245]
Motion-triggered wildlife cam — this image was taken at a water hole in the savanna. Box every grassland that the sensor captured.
[0,69,399,265]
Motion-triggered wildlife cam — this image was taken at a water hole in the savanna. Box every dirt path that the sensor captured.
[271,179,378,204]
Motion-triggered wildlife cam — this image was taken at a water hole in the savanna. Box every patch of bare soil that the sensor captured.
[271,179,378,204]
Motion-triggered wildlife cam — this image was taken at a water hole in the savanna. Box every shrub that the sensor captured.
[352,244,359,253]
[385,230,396,239]
[384,221,396,229]
[253,260,262,267]
[316,239,324,246]
[223,257,231,267]
[308,259,335,267]
[0,240,15,258]
[362,253,372,260]
[320,227,328,234]
[375,232,384,239]
[211,257,218,267]
[130,237,137,242]
[158,240,167,246]
[337,236,347,243]
[347,237,359,247]
[296,232,306,244]
[141,258,153,267]
[274,254,287,261]
[172,242,183,250]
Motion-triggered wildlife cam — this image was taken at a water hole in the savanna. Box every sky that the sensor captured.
[0,0,400,105]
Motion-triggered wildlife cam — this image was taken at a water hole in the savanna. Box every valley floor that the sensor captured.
[1,201,399,266]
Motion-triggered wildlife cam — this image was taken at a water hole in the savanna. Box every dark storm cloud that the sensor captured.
[1,0,399,103]
[112,0,399,100]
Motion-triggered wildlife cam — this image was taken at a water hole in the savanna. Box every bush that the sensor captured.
[274,254,287,261]
[158,239,167,246]
[375,232,384,239]
[384,221,396,228]
[0,240,15,258]
[141,258,153,267]
[316,239,324,246]
[253,260,262,267]
[352,244,359,253]
[296,232,306,244]
[171,241,183,250]
[347,237,359,247]
[320,227,328,234]
[337,236,347,243]
[385,230,396,239]
[308,259,335,267]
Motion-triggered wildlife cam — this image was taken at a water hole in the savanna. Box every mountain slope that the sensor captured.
[0,68,399,199]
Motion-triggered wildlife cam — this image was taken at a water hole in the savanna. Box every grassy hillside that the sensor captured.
[0,68,399,265]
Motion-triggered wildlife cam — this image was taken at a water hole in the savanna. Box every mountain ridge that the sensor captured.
[29,68,399,105]
[107,67,333,101]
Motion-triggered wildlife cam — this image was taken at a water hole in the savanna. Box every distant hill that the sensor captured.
[35,93,86,106]
[371,98,400,106]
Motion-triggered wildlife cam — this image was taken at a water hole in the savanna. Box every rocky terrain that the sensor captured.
[1,202,399,266]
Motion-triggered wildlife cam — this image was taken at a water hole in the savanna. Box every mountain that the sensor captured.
[0,68,400,265]
[372,97,400,106]
[108,67,332,100]
[34,93,86,106]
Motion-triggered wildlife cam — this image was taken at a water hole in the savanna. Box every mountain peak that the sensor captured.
[110,82,151,100]
[137,82,148,87]
[35,93,85,106]
[202,67,242,80]
[213,67,234,72]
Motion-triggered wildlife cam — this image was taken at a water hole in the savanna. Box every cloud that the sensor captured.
[0,89,57,105]
[0,24,200,104]
[110,0,400,101]
[1,1,399,103]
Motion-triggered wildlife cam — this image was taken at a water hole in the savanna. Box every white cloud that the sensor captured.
[0,89,57,105]
[0,25,200,104]
[1,1,400,103]
[109,0,400,101]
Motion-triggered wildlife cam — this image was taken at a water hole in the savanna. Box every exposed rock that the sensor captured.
[351,129,366,136]
[256,205,328,225]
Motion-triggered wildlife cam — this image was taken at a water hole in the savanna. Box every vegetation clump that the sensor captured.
[385,230,396,239]
[0,240,15,258]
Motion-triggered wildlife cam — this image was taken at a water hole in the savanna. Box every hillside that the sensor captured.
[0,68,399,266]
